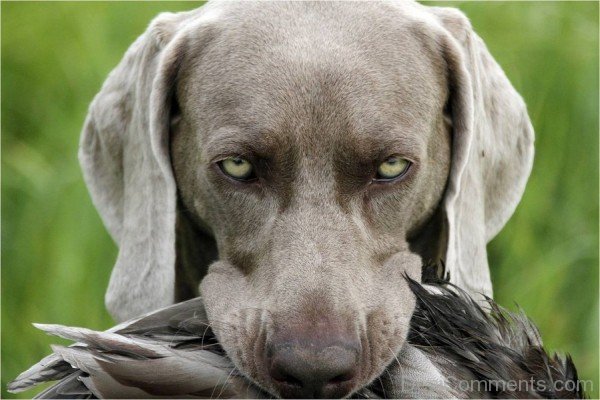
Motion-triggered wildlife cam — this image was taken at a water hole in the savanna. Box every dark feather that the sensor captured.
[404,278,585,399]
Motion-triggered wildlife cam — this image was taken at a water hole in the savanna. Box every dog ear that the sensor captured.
[79,7,221,321]
[427,7,535,299]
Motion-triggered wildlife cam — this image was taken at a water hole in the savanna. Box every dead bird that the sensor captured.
[8,280,584,399]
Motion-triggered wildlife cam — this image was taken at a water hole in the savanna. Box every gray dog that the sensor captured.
[79,1,534,398]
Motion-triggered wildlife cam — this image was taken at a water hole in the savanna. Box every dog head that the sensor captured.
[79,1,533,397]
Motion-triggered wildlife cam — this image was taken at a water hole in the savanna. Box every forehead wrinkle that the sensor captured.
[343,126,428,164]
[202,126,292,162]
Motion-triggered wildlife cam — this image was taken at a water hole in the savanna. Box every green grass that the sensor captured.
[2,2,598,398]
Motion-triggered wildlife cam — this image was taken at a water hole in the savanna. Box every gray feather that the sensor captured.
[33,372,93,399]
[8,354,74,393]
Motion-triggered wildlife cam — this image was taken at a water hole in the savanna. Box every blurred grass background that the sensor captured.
[2,2,598,398]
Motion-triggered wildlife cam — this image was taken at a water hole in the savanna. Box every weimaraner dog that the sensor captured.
[79,1,534,398]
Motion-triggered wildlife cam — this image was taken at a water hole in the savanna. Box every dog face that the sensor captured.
[170,5,450,394]
[79,1,534,398]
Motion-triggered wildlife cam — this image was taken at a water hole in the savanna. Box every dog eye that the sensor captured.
[375,156,411,181]
[218,157,255,181]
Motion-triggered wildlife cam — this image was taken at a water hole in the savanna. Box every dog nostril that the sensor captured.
[271,369,302,387]
[328,372,355,385]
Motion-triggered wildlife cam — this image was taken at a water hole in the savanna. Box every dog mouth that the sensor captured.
[214,308,404,399]
[226,341,402,399]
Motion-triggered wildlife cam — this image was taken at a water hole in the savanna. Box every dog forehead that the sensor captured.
[177,1,446,150]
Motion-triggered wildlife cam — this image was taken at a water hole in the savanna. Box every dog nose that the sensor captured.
[268,340,359,398]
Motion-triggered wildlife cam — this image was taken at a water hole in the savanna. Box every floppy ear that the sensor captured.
[428,7,535,299]
[79,8,219,322]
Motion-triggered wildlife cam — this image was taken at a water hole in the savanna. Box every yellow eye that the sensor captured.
[219,157,254,180]
[376,156,410,180]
